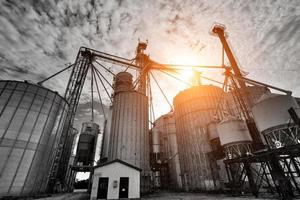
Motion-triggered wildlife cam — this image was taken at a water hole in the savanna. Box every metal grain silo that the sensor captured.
[108,72,150,193]
[149,127,161,188]
[100,106,113,162]
[0,80,68,196]
[76,122,99,166]
[173,85,224,191]
[226,85,270,117]
[252,93,300,149]
[207,122,227,188]
[154,112,182,190]
[216,117,252,159]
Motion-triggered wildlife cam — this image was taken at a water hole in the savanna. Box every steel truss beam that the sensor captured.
[224,139,300,199]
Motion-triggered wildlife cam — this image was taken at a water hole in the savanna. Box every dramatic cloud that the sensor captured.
[0,0,300,124]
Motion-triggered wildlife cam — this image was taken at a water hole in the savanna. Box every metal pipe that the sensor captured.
[94,60,116,77]
[92,64,112,104]
[37,61,79,85]
[150,72,173,110]
[231,73,292,95]
[93,65,114,89]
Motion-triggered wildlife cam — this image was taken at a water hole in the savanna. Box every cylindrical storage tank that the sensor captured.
[113,71,133,93]
[226,85,270,117]
[174,85,224,191]
[252,94,299,132]
[0,80,68,196]
[152,127,160,154]
[154,112,182,190]
[100,106,112,162]
[252,93,300,148]
[208,122,219,141]
[108,72,150,193]
[76,122,99,166]
[217,118,252,159]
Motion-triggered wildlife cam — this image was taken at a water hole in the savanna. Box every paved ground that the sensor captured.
[31,192,279,200]
[141,192,274,200]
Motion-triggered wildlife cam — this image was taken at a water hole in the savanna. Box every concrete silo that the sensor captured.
[0,80,68,196]
[108,72,150,193]
[173,85,224,191]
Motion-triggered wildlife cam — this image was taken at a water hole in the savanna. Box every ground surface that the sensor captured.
[30,192,282,200]
[141,192,273,200]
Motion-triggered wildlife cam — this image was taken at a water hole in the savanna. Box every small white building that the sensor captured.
[90,159,141,200]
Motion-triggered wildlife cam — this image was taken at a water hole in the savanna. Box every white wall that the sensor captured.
[90,162,140,200]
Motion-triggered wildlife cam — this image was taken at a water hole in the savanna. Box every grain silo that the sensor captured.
[100,106,113,163]
[216,117,253,159]
[108,72,150,193]
[207,122,227,188]
[76,122,99,166]
[154,112,182,190]
[150,127,161,188]
[0,80,68,196]
[252,93,300,149]
[226,85,270,117]
[173,85,224,191]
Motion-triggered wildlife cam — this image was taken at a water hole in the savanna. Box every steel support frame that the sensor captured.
[48,49,92,192]
[224,143,300,199]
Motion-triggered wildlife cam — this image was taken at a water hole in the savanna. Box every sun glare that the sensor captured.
[169,53,202,84]
[179,68,195,81]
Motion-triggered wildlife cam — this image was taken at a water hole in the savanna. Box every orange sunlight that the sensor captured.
[168,52,203,84]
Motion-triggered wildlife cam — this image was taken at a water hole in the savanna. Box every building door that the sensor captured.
[119,177,129,198]
[97,177,109,199]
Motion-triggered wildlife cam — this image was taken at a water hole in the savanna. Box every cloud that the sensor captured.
[0,0,299,120]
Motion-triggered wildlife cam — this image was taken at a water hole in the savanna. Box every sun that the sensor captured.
[178,68,195,81]
[164,48,204,85]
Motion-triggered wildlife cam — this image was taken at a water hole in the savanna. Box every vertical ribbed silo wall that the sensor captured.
[173,85,224,191]
[100,106,112,161]
[108,91,150,192]
[165,115,182,190]
[76,122,99,166]
[226,85,270,117]
[0,81,68,196]
[155,113,182,190]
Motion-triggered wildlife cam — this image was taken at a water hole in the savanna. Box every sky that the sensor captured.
[1,0,300,168]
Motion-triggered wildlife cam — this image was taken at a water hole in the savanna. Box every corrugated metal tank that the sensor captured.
[108,72,150,192]
[0,80,68,196]
[76,122,99,166]
[208,122,219,141]
[226,85,270,117]
[252,93,300,148]
[252,93,299,132]
[173,85,224,191]
[217,118,252,146]
[216,117,252,159]
[150,127,161,188]
[207,122,228,189]
[154,112,182,190]
[152,127,160,154]
[100,106,112,162]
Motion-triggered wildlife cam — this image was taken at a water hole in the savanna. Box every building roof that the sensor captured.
[95,159,142,172]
